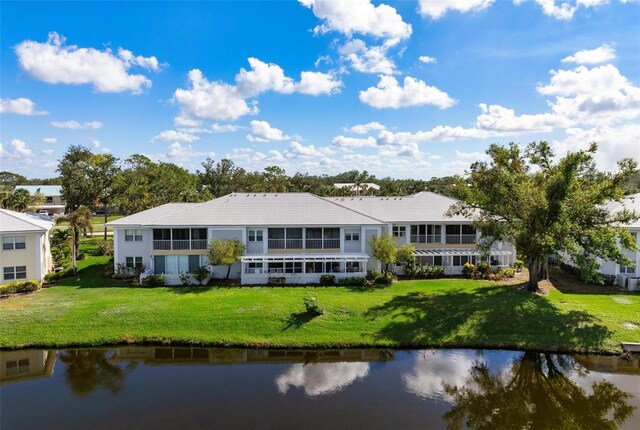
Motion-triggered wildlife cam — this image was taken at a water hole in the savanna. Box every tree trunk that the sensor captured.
[104,204,108,240]
[71,225,77,275]
[226,265,231,280]
[541,257,549,281]
[527,259,540,292]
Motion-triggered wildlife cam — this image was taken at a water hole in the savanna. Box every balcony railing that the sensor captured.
[305,239,340,249]
[445,234,476,245]
[153,239,208,250]
[410,235,441,244]
[268,239,303,250]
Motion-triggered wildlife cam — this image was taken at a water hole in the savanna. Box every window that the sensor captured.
[346,261,363,272]
[620,265,636,274]
[345,228,360,241]
[285,262,303,273]
[248,229,263,242]
[5,359,29,376]
[2,236,26,250]
[246,262,263,274]
[392,226,406,237]
[452,255,475,266]
[305,261,324,273]
[3,266,27,281]
[125,229,143,242]
[125,257,144,269]
[45,196,54,204]
[154,255,207,274]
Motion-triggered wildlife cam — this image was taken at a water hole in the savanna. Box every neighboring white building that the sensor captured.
[0,209,54,284]
[598,193,640,288]
[107,192,516,285]
[13,185,65,215]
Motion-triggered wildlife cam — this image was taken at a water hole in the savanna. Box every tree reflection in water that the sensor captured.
[443,352,635,430]
[59,350,132,396]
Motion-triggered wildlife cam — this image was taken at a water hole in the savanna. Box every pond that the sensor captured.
[1,347,639,429]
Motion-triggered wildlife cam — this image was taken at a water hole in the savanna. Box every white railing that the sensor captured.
[268,239,304,250]
[305,239,340,249]
[410,235,441,244]
[153,239,208,250]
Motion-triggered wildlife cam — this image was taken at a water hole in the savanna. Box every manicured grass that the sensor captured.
[1,240,638,352]
[53,215,122,233]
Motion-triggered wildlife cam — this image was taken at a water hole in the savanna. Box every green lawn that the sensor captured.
[1,239,639,352]
[53,215,123,233]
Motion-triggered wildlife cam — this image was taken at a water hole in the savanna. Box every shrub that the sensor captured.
[97,239,114,256]
[77,253,85,261]
[0,280,41,296]
[379,271,396,284]
[462,262,478,279]
[337,276,366,286]
[267,276,286,285]
[44,267,73,283]
[303,294,324,316]
[419,265,446,279]
[112,273,132,280]
[601,274,616,286]
[319,274,337,286]
[403,255,420,279]
[514,259,525,272]
[104,264,114,278]
[476,262,493,278]
[366,269,382,282]
[179,271,191,286]
[139,275,165,288]
[497,267,517,279]
[193,266,210,285]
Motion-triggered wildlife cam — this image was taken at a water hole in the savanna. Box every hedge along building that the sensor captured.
[0,209,54,284]
[107,192,516,285]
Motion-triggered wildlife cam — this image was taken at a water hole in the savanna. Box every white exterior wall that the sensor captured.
[113,228,153,272]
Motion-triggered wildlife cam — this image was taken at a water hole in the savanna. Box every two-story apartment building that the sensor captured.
[14,185,65,215]
[108,192,515,285]
[0,209,54,284]
[599,193,640,288]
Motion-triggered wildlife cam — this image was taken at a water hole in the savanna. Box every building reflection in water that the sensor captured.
[0,349,56,385]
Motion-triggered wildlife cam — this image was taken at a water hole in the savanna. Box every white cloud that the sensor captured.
[537,64,640,125]
[5,139,34,157]
[285,141,335,158]
[419,0,495,19]
[418,55,437,64]
[174,59,341,123]
[514,0,614,21]
[152,129,199,143]
[332,135,377,149]
[50,120,103,130]
[43,137,57,144]
[345,121,386,134]
[276,362,370,397]
[553,123,640,170]
[91,139,101,148]
[295,71,342,95]
[299,0,412,45]
[475,103,572,132]
[247,120,290,142]
[174,69,256,122]
[561,44,616,64]
[42,149,54,156]
[15,32,163,94]
[166,142,215,161]
[359,75,456,109]
[338,39,396,75]
[211,123,239,133]
[0,97,48,115]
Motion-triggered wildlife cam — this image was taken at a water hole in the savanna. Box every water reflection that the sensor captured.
[443,352,636,430]
[1,347,638,429]
[276,362,370,396]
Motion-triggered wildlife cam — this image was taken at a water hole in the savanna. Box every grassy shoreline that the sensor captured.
[1,241,639,353]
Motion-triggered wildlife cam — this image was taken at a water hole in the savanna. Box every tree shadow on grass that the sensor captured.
[364,286,613,351]
[282,311,316,331]
[167,286,216,294]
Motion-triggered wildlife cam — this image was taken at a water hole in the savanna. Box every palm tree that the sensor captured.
[56,206,93,273]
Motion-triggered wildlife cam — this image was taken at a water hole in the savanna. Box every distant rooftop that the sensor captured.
[14,185,62,196]
[606,193,640,228]
[0,209,55,234]
[333,183,381,191]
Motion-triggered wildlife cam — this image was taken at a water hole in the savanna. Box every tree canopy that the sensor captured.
[208,238,246,279]
[449,142,639,292]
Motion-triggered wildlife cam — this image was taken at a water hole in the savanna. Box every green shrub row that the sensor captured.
[0,280,41,296]
[139,275,165,288]
[44,267,73,283]
[463,262,516,281]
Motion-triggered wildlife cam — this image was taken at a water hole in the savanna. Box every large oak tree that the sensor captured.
[448,142,638,292]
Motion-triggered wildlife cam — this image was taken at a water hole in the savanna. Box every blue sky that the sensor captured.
[1,0,639,179]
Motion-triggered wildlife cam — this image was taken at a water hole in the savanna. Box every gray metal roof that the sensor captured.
[14,185,62,196]
[328,191,473,223]
[607,193,640,228]
[0,209,54,233]
[107,193,385,227]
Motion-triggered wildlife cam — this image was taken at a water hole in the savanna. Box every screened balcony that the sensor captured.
[152,228,208,250]
[445,225,477,244]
